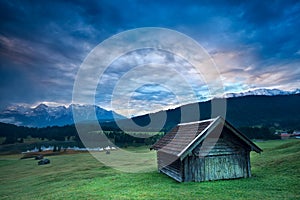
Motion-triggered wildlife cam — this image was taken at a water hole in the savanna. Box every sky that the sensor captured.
[0,0,300,116]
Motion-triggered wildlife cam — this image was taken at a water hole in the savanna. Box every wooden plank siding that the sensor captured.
[182,154,251,182]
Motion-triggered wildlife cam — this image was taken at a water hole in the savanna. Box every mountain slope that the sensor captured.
[105,94,300,131]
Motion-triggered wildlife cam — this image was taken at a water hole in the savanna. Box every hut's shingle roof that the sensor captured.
[151,119,215,156]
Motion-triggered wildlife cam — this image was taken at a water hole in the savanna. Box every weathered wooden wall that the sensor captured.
[183,152,250,182]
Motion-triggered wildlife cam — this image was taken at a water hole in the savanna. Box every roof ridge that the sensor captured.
[178,116,219,126]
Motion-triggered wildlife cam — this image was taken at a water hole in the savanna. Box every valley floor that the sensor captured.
[0,140,299,200]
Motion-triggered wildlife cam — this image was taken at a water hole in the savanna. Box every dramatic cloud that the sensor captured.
[0,0,299,115]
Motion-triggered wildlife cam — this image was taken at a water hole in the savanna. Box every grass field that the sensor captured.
[0,139,299,199]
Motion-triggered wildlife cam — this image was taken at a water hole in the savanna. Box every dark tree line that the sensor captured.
[238,126,280,140]
[0,122,162,146]
[0,122,78,144]
[0,121,280,146]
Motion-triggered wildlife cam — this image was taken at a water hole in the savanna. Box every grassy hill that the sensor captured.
[0,139,299,199]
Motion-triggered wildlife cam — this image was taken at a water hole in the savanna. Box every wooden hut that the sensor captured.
[150,116,262,182]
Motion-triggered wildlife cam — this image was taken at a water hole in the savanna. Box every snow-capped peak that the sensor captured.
[224,88,299,98]
[34,103,48,111]
[294,88,300,94]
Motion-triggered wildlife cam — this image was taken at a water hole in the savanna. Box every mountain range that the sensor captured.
[0,104,125,127]
[0,88,299,128]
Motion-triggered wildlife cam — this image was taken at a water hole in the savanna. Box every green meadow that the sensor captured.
[0,139,299,199]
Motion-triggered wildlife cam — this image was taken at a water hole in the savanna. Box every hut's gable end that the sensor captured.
[192,126,251,157]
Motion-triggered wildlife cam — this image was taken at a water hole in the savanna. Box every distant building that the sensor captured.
[151,116,262,182]
[291,131,300,139]
[280,133,291,140]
